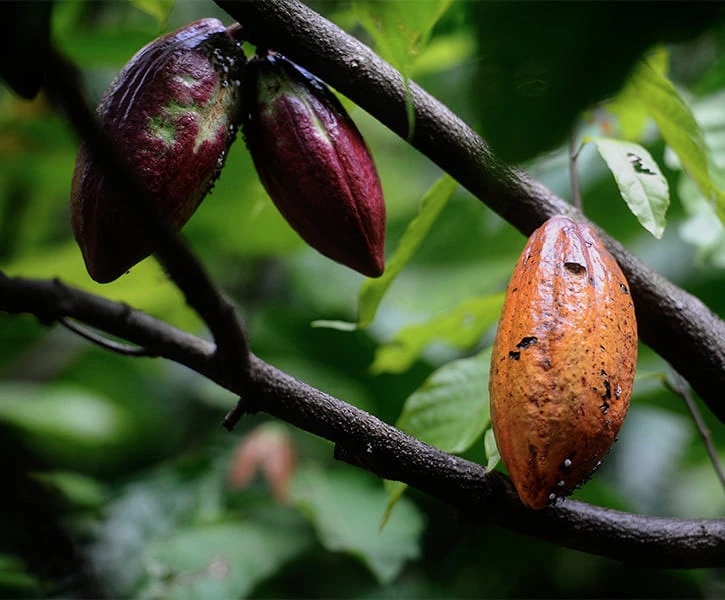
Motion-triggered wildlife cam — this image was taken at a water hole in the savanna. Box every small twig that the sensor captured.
[59,317,153,357]
[569,131,583,212]
[222,397,251,431]
[666,369,725,493]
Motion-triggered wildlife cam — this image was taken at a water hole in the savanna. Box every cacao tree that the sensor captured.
[1,0,724,597]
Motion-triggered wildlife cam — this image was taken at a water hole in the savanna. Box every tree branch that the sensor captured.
[1,272,723,568]
[214,0,725,423]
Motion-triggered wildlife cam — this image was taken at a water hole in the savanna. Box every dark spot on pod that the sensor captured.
[508,351,521,360]
[602,380,611,400]
[516,336,538,349]
[564,261,586,275]
[619,282,629,295]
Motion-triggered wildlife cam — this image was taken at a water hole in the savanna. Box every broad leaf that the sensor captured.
[632,58,725,222]
[314,175,457,332]
[371,292,504,374]
[0,383,129,469]
[589,137,669,238]
[291,467,424,584]
[141,515,312,599]
[396,347,492,454]
[605,48,669,141]
[352,0,454,78]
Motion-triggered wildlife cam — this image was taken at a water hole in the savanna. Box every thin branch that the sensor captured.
[213,0,725,423]
[568,132,583,212]
[59,317,153,357]
[43,47,251,385]
[667,370,725,493]
[1,271,724,568]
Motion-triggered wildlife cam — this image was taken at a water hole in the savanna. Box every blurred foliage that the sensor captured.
[0,0,724,598]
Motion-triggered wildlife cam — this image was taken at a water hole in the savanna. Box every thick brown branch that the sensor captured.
[214,0,725,422]
[1,272,723,568]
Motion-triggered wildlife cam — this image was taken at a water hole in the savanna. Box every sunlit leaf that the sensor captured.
[313,175,457,331]
[589,137,669,238]
[483,428,500,471]
[291,467,424,584]
[358,175,458,327]
[130,0,174,27]
[4,241,204,332]
[396,347,491,454]
[352,0,454,78]
[605,47,669,141]
[352,0,453,136]
[371,293,504,374]
[632,58,725,222]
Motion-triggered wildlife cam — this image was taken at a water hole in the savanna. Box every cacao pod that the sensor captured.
[71,18,244,283]
[243,51,386,277]
[489,215,637,509]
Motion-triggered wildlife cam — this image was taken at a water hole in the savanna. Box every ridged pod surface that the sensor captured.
[71,18,244,283]
[243,51,385,277]
[489,215,637,509]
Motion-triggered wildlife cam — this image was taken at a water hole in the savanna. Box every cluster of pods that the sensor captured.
[71,18,385,283]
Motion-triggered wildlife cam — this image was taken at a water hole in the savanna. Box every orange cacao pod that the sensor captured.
[489,215,637,509]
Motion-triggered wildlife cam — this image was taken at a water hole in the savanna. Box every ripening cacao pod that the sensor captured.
[70,18,245,283]
[243,51,386,277]
[489,215,637,510]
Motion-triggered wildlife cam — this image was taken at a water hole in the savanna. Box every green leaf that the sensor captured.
[589,137,670,238]
[352,1,453,139]
[396,347,492,454]
[130,0,175,27]
[483,428,500,471]
[358,175,458,328]
[31,471,109,509]
[352,0,454,78]
[0,554,42,597]
[371,293,504,374]
[380,480,409,531]
[605,48,669,141]
[291,467,424,584]
[0,383,130,468]
[142,513,312,599]
[632,58,725,222]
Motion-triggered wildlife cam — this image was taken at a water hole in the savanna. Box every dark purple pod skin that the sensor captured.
[71,18,245,283]
[243,52,385,277]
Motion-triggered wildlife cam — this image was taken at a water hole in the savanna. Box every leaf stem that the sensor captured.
[667,369,725,493]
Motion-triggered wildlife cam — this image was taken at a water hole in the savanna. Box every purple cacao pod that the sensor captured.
[243,52,386,277]
[70,18,244,283]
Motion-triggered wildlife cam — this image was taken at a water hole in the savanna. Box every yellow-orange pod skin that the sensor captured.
[489,216,637,509]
